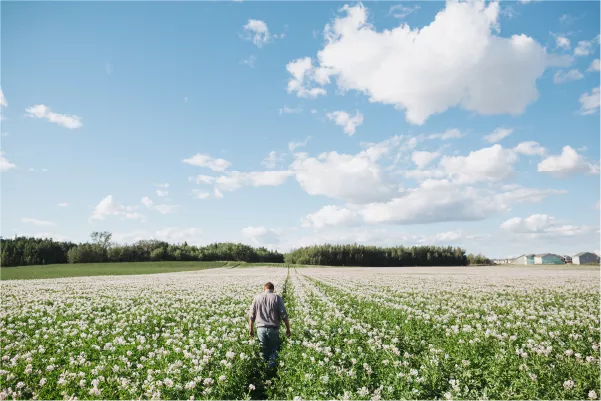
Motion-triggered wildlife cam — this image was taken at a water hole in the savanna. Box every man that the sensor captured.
[248,282,291,368]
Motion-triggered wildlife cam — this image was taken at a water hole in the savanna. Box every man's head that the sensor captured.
[264,282,274,291]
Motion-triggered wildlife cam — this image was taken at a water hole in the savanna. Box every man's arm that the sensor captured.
[279,296,291,338]
[249,298,256,337]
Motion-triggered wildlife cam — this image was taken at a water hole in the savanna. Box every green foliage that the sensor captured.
[284,244,469,266]
[466,253,492,265]
[1,235,284,267]
[66,244,106,264]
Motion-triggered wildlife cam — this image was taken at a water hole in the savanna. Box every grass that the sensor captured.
[0,261,230,280]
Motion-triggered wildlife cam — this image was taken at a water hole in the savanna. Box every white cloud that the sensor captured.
[326,110,364,135]
[291,150,396,204]
[440,144,517,184]
[156,190,168,197]
[553,69,584,84]
[241,55,256,68]
[388,4,420,19]
[0,152,16,172]
[156,183,169,188]
[90,195,145,221]
[428,129,464,140]
[213,187,224,198]
[579,87,600,115]
[288,137,311,151]
[57,203,69,207]
[242,226,280,245]
[358,181,563,225]
[25,104,82,129]
[279,106,302,115]
[574,36,598,57]
[556,36,570,49]
[501,214,597,238]
[243,19,272,48]
[214,171,293,192]
[0,88,7,107]
[193,189,212,200]
[411,151,440,169]
[290,2,559,125]
[22,218,55,226]
[195,175,215,185]
[261,151,285,169]
[538,146,598,177]
[286,57,328,98]
[302,205,359,228]
[483,127,513,143]
[183,153,231,171]
[513,141,546,156]
[141,196,178,214]
[588,59,600,72]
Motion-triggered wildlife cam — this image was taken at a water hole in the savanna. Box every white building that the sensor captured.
[514,254,534,265]
[572,252,600,265]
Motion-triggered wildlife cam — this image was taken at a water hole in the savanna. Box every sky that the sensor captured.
[1,0,600,259]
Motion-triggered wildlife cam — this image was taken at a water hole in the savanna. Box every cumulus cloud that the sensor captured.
[291,150,397,204]
[358,181,563,226]
[183,153,231,171]
[193,189,212,200]
[90,195,145,221]
[141,196,178,214]
[242,226,281,245]
[440,144,518,184]
[388,4,420,19]
[574,36,598,57]
[287,2,559,124]
[0,152,16,172]
[513,141,546,156]
[302,205,359,228]
[22,218,55,226]
[411,151,440,169]
[578,87,600,115]
[501,214,597,238]
[25,104,82,129]
[215,171,293,192]
[326,110,364,135]
[0,88,7,107]
[286,57,329,98]
[242,19,277,48]
[156,190,168,197]
[588,59,600,72]
[555,36,570,49]
[553,69,584,84]
[483,127,513,143]
[538,146,599,176]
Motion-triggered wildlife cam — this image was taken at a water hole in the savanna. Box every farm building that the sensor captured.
[533,253,565,265]
[572,252,600,265]
[515,254,535,265]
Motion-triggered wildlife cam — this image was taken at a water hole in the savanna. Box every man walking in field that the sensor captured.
[249,282,291,368]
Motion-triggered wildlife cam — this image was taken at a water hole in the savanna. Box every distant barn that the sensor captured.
[572,252,600,265]
[515,254,535,265]
[534,253,565,265]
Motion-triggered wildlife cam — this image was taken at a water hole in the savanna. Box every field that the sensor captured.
[0,261,235,280]
[1,266,599,400]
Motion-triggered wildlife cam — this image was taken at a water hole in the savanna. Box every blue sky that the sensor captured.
[1,0,599,258]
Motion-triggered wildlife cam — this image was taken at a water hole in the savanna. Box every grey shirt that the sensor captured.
[249,290,288,328]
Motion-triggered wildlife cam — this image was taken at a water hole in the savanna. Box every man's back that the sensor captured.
[249,290,287,328]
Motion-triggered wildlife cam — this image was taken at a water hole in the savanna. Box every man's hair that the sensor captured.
[264,282,274,290]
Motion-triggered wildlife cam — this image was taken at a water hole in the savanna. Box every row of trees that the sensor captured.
[1,233,492,267]
[284,244,472,266]
[1,233,284,267]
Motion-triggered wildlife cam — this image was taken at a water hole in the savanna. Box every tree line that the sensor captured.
[284,244,479,266]
[0,233,284,267]
[1,233,491,267]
